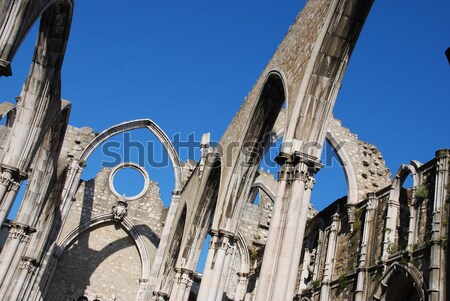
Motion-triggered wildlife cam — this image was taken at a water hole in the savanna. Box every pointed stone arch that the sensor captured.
[55,213,152,282]
[79,119,182,193]
[372,262,427,301]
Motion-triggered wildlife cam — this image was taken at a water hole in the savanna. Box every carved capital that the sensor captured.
[276,151,321,185]
[19,256,38,273]
[9,222,36,242]
[152,291,169,301]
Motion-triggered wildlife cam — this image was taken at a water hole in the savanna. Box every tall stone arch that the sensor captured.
[0,0,74,227]
[78,119,182,192]
[47,214,151,301]
[373,262,427,301]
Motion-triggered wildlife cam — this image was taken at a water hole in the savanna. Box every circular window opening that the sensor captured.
[109,163,149,201]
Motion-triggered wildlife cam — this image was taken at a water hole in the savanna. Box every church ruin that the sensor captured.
[0,0,448,301]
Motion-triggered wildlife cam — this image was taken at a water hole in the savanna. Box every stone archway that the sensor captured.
[373,263,427,301]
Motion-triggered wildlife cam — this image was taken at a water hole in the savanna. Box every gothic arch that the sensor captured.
[214,70,286,232]
[56,213,151,281]
[272,127,359,207]
[0,0,73,177]
[373,262,427,301]
[390,164,419,202]
[250,182,275,204]
[325,132,358,206]
[0,0,73,76]
[78,119,182,192]
[235,232,250,275]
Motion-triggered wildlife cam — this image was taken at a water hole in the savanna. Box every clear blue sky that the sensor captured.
[1,0,449,212]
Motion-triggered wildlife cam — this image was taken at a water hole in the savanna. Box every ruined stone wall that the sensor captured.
[46,166,167,301]
[295,151,449,301]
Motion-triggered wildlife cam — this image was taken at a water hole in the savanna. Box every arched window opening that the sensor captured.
[81,128,174,208]
[0,19,40,104]
[7,179,28,221]
[398,173,414,250]
[383,270,421,301]
[311,140,347,211]
[196,233,212,273]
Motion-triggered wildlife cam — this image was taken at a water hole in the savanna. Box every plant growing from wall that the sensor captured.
[352,207,363,233]
[337,275,349,291]
[439,237,448,251]
[310,279,321,289]
[387,242,399,255]
[415,185,428,200]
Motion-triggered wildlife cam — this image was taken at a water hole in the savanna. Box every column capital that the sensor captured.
[19,256,38,273]
[0,59,12,77]
[276,151,322,184]
[152,291,169,301]
[9,222,36,242]
[0,163,28,180]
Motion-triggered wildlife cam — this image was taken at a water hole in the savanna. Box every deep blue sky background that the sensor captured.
[1,0,449,213]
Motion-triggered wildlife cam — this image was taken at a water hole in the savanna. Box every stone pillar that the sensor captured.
[170,268,193,301]
[298,248,311,292]
[217,243,236,301]
[313,230,324,279]
[429,149,449,301]
[355,195,377,301]
[381,184,399,263]
[0,222,34,287]
[407,186,418,252]
[149,193,182,294]
[8,256,37,301]
[197,232,235,301]
[196,233,217,301]
[255,152,320,301]
[0,166,26,224]
[319,213,339,301]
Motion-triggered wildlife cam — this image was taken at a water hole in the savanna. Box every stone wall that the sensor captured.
[47,165,168,301]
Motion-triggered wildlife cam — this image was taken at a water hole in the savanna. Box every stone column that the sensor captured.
[407,186,418,252]
[149,193,182,293]
[0,222,34,287]
[196,233,218,301]
[355,195,377,301]
[197,232,235,301]
[0,166,26,224]
[170,268,193,301]
[319,213,339,301]
[8,256,37,300]
[298,248,311,292]
[429,149,449,301]
[217,243,236,301]
[313,230,324,279]
[255,152,320,301]
[381,184,399,263]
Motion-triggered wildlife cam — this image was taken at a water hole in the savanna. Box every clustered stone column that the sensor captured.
[355,194,377,301]
[169,268,194,301]
[407,185,418,252]
[0,222,35,298]
[8,256,38,300]
[298,247,311,292]
[0,165,26,224]
[429,150,449,301]
[319,213,339,301]
[381,182,400,263]
[197,231,236,301]
[255,152,320,301]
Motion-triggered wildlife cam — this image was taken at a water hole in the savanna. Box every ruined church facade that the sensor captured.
[0,1,448,301]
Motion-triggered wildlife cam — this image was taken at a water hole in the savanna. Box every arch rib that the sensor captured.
[79,119,182,192]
